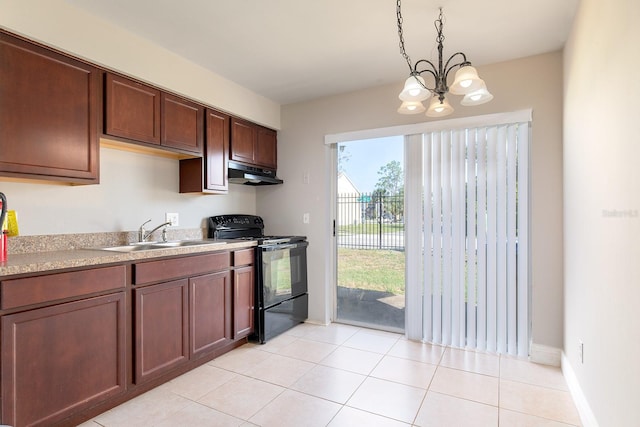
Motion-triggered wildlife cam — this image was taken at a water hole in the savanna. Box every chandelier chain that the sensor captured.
[396,0,413,72]
[435,8,445,45]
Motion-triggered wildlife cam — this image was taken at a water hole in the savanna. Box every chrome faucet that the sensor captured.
[138,219,172,242]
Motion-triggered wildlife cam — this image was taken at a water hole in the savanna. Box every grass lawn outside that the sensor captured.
[337,247,405,295]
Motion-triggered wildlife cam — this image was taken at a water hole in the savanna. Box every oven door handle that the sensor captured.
[260,242,306,251]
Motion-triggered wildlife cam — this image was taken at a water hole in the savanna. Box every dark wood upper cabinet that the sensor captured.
[205,109,230,191]
[105,72,161,145]
[179,108,229,194]
[0,29,278,188]
[161,93,204,153]
[0,31,100,184]
[256,126,278,169]
[104,73,203,155]
[230,117,277,169]
[230,118,256,165]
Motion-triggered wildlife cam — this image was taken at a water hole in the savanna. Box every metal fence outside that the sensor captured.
[337,193,405,250]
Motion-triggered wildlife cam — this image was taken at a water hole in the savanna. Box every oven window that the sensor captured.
[261,243,308,308]
[265,249,292,297]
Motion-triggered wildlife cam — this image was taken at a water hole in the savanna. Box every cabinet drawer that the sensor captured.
[233,248,254,266]
[134,251,230,285]
[1,265,126,310]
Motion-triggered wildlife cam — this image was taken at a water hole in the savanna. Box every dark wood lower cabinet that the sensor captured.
[0,248,255,426]
[190,271,232,358]
[1,292,126,427]
[134,279,189,384]
[234,265,255,338]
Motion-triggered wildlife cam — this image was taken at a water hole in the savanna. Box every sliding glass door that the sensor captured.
[334,136,405,332]
[329,110,531,355]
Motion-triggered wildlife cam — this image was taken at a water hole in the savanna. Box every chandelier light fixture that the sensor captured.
[396,0,493,117]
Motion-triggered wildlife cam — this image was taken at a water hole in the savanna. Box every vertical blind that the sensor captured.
[420,121,530,356]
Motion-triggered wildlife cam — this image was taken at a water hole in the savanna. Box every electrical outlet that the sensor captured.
[303,213,310,224]
[165,212,179,227]
[578,340,584,364]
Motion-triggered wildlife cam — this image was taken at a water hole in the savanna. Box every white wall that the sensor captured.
[262,52,565,350]
[563,0,640,424]
[0,0,283,235]
[1,148,256,235]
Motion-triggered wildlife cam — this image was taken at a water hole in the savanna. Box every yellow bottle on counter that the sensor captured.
[6,210,19,237]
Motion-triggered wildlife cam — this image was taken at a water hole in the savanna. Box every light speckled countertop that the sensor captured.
[0,232,256,278]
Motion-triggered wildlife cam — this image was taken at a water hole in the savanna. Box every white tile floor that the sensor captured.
[80,323,582,427]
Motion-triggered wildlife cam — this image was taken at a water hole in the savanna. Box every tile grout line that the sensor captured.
[89,323,580,427]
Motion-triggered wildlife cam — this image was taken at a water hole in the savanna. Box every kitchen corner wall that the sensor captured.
[263,51,565,351]
[0,0,280,235]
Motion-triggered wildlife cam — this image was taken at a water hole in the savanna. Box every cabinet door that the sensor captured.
[105,72,161,145]
[1,293,126,427]
[161,93,204,154]
[134,280,188,384]
[256,126,277,169]
[0,31,99,183]
[205,109,230,191]
[178,109,229,194]
[234,265,255,338]
[230,118,257,164]
[190,271,232,358]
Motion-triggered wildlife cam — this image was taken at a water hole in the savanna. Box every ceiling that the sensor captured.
[66,0,579,105]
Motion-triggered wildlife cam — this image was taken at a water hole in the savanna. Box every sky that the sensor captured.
[338,135,404,193]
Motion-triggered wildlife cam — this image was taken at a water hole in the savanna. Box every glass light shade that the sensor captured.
[426,96,454,117]
[460,82,494,106]
[399,75,430,101]
[397,100,426,114]
[449,65,484,95]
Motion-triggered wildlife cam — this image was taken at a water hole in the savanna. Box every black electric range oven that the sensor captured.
[208,215,308,343]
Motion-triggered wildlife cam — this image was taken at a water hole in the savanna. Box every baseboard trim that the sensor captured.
[561,352,599,427]
[303,319,330,326]
[530,343,562,366]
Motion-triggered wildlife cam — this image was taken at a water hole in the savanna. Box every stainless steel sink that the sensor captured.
[152,240,225,248]
[96,240,227,252]
[99,244,161,252]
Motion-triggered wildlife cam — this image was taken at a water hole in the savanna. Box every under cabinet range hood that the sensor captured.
[228,161,283,186]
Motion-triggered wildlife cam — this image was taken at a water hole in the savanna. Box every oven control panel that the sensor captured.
[207,215,265,239]
[209,215,264,226]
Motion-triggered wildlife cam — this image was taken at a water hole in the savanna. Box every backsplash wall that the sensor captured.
[0,147,256,236]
